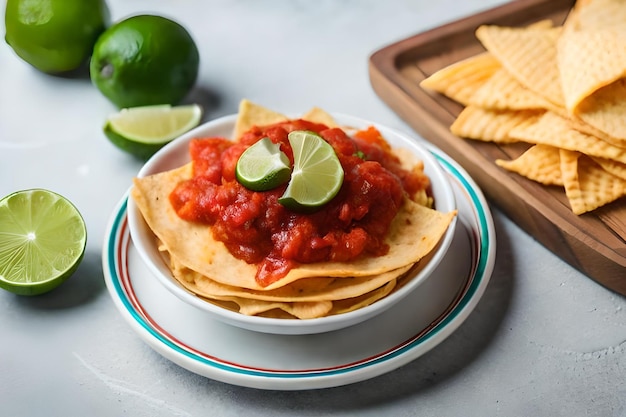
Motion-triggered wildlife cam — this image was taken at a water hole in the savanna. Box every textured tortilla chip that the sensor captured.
[564,0,626,31]
[496,144,564,186]
[131,164,456,291]
[420,19,556,107]
[450,106,543,143]
[560,149,626,214]
[234,99,288,140]
[475,24,564,108]
[576,78,626,141]
[469,68,559,111]
[557,0,626,135]
[509,111,626,164]
[566,114,626,148]
[591,156,626,180]
[420,52,501,106]
[558,29,626,113]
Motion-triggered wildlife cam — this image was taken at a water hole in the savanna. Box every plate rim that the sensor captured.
[102,145,496,390]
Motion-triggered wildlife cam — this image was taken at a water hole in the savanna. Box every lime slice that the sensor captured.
[103,104,202,159]
[0,189,87,296]
[278,130,344,210]
[236,137,292,191]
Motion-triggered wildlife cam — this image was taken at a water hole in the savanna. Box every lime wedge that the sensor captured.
[236,137,292,191]
[0,189,87,296]
[103,104,202,159]
[278,130,344,210]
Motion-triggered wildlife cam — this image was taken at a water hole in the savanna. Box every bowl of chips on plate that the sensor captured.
[127,100,457,334]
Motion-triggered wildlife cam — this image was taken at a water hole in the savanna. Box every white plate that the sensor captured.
[102,146,495,390]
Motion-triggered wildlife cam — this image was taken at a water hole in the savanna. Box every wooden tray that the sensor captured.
[369,0,626,296]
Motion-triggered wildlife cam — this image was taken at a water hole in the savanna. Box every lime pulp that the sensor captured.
[278,131,344,210]
[236,137,292,191]
[103,104,202,159]
[0,189,87,296]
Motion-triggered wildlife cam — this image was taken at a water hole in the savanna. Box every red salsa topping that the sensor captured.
[169,119,430,287]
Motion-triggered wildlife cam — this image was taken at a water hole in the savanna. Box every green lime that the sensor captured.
[0,189,87,296]
[4,0,110,73]
[278,131,344,211]
[103,104,202,159]
[236,137,292,191]
[90,14,200,108]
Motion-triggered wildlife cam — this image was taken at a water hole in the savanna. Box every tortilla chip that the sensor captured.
[450,106,542,143]
[469,68,559,111]
[575,78,626,141]
[560,149,626,214]
[302,107,338,127]
[131,164,456,291]
[509,111,626,164]
[475,24,565,108]
[234,99,288,140]
[556,0,626,136]
[420,52,501,106]
[496,144,564,186]
[168,264,402,318]
[232,298,333,319]
[564,0,626,31]
[558,29,626,113]
[329,279,397,315]
[231,278,397,318]
[167,252,413,302]
[591,156,626,180]
[565,114,626,148]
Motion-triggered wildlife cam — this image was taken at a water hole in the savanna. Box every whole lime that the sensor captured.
[90,15,200,108]
[4,0,110,74]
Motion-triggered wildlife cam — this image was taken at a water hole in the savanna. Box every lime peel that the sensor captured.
[89,14,199,108]
[103,104,202,159]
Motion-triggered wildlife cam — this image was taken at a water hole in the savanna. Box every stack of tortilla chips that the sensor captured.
[131,101,457,319]
[420,0,626,215]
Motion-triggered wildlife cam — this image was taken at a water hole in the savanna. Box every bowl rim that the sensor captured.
[127,112,457,334]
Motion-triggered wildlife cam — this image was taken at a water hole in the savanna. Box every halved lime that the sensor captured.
[103,104,202,159]
[278,130,344,210]
[0,189,87,296]
[236,137,292,191]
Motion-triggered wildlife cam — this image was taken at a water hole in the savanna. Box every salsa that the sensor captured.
[169,119,431,287]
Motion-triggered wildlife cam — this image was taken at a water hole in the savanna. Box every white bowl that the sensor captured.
[128,113,457,335]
